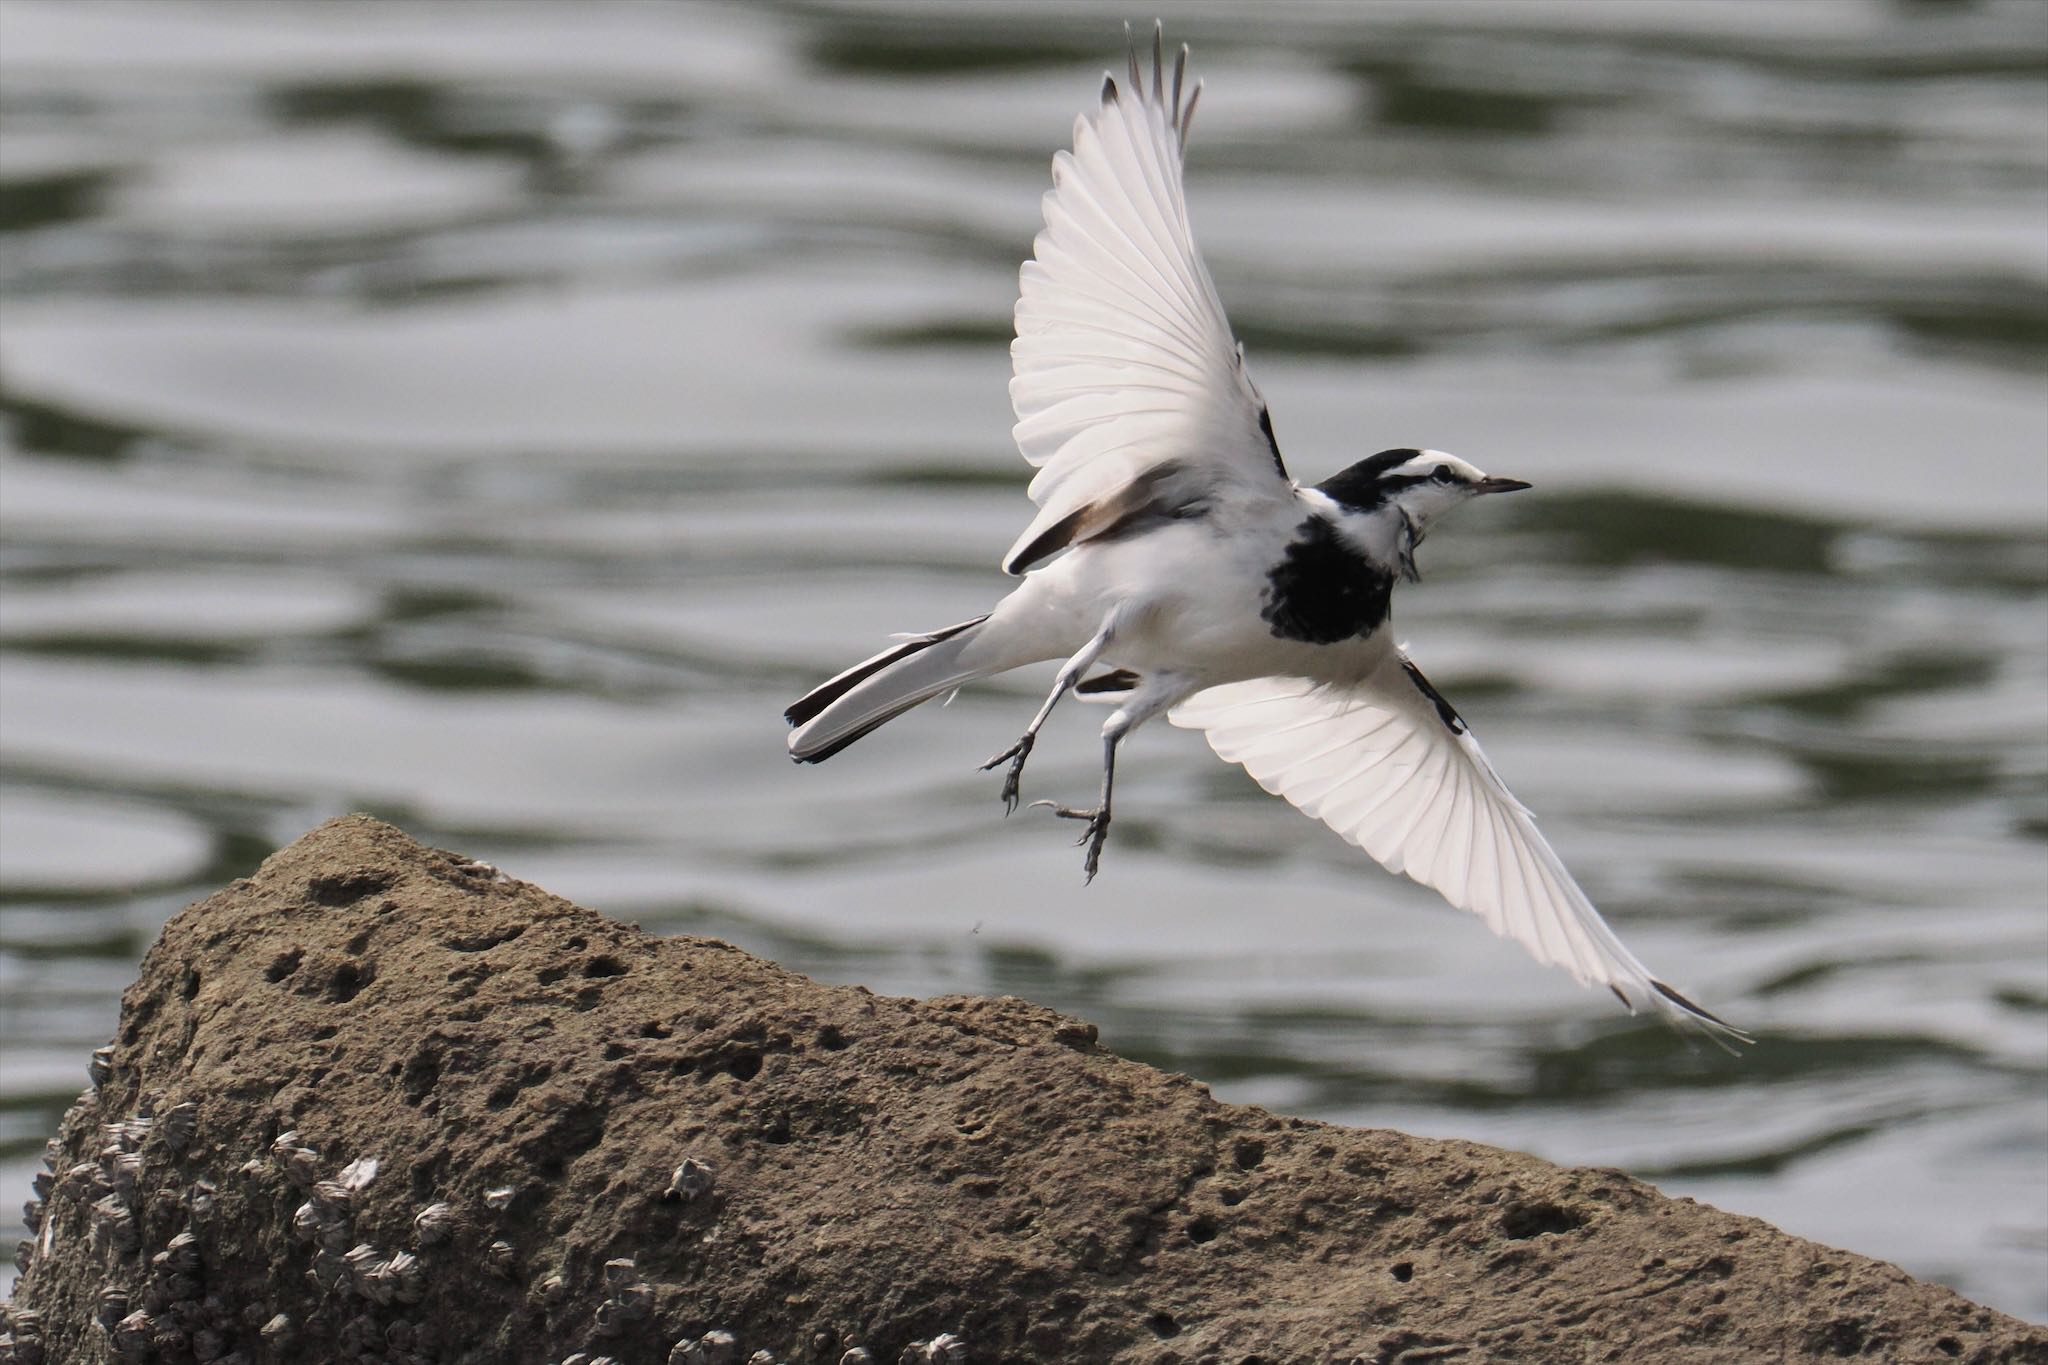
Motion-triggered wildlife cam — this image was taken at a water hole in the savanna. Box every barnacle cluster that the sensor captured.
[662,1157,716,1204]
[2,1085,258,1364]
[1,1039,975,1365]
[591,1256,654,1338]
[902,1336,969,1365]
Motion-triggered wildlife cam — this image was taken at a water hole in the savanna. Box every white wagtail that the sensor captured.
[787,26,1745,1043]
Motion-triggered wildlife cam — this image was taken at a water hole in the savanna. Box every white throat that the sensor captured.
[1299,487,1422,580]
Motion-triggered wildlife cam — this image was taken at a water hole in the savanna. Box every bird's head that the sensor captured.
[1306,448,1530,578]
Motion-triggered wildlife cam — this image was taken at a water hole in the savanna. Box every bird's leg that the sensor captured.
[1034,676,1187,882]
[981,613,1117,813]
[1037,728,1119,882]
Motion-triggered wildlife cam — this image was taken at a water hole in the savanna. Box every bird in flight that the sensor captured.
[787,25,1745,1044]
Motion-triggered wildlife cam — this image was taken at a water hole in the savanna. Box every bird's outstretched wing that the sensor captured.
[1169,653,1748,1046]
[1006,24,1291,576]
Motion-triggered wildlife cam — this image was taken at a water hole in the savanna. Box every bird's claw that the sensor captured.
[1029,801,1111,882]
[981,735,1034,814]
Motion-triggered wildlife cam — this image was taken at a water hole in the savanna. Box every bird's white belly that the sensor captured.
[1019,519,1392,689]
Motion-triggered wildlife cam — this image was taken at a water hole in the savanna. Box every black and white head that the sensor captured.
[1304,447,1530,579]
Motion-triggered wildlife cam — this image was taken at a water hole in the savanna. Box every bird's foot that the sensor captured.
[1030,801,1111,882]
[980,734,1034,813]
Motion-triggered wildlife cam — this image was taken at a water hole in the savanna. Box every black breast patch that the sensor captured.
[1260,517,1393,645]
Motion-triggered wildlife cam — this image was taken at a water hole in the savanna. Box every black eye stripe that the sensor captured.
[1314,451,1467,512]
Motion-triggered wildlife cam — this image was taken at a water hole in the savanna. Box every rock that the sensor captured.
[4,815,2040,1363]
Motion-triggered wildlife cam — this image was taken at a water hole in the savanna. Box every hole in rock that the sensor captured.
[1499,1201,1585,1240]
[326,960,372,1004]
[308,871,395,906]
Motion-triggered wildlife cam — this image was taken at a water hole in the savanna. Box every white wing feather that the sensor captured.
[1170,654,1746,1044]
[1008,28,1287,574]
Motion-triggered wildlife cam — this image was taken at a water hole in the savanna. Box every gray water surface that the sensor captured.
[2,0,2045,1320]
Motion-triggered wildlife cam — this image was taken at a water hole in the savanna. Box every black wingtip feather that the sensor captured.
[1652,979,1741,1031]
[1652,979,1755,1053]
[1613,978,1751,1051]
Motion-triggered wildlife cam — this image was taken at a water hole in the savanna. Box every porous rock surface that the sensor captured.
[5,816,2041,1365]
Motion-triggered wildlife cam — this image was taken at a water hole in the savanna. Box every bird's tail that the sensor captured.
[785,615,996,763]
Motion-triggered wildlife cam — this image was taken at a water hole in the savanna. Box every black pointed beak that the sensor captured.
[1472,476,1532,495]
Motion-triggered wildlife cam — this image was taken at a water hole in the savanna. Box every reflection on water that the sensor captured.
[2,0,2045,1319]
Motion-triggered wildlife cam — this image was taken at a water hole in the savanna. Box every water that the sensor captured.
[2,0,2044,1320]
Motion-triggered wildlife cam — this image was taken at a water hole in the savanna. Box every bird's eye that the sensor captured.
[1431,464,1453,482]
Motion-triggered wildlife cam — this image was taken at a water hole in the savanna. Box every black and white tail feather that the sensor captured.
[785,616,991,764]
[784,23,1748,1052]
